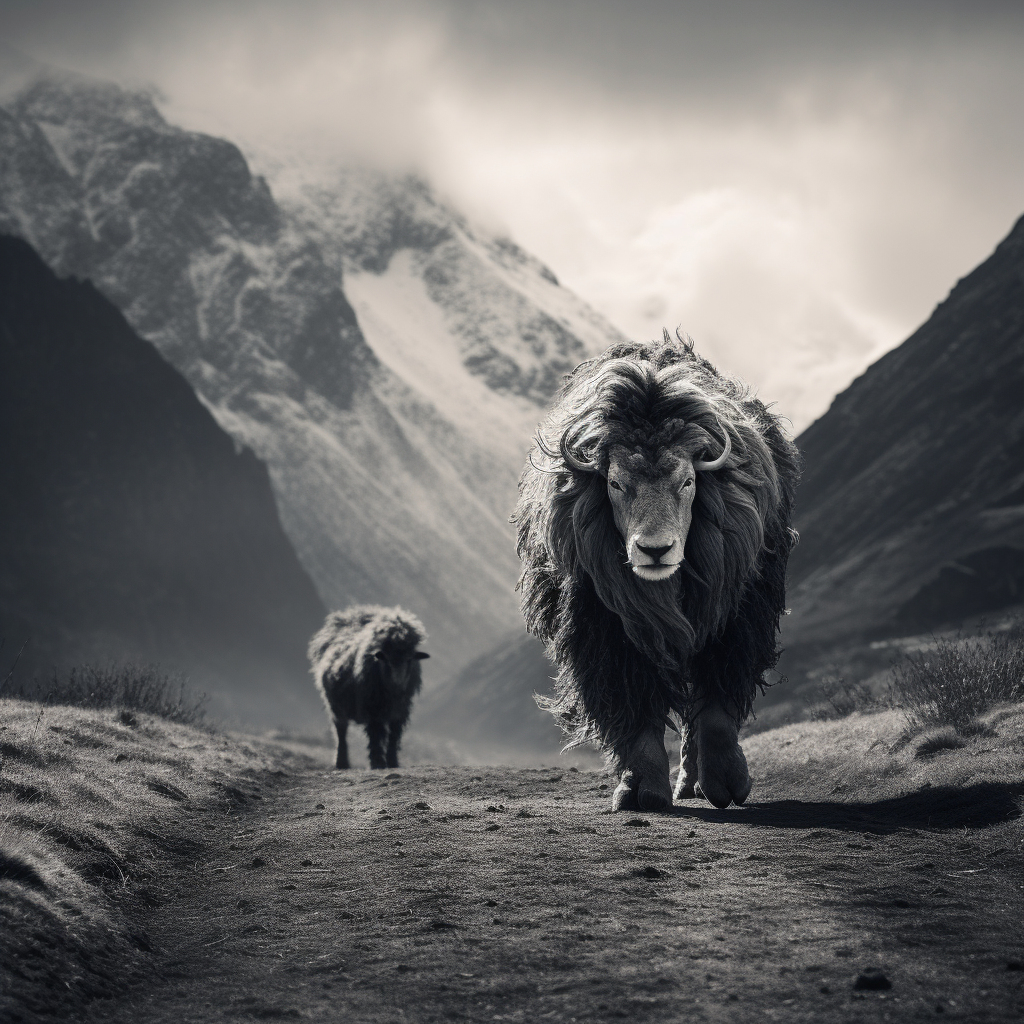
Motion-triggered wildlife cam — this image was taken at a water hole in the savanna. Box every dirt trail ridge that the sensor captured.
[86,714,1024,1024]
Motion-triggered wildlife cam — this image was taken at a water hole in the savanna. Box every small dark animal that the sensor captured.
[512,331,801,811]
[308,606,429,769]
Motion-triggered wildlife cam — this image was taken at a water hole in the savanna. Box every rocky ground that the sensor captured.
[69,709,1024,1024]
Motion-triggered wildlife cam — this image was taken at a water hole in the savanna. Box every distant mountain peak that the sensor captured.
[283,165,624,406]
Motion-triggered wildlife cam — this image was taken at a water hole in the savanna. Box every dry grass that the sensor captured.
[746,703,1024,805]
[805,676,883,722]
[0,698,306,1023]
[805,621,1024,747]
[889,623,1024,733]
[1,663,208,725]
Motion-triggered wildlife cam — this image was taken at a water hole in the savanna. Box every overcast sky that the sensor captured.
[3,0,1023,428]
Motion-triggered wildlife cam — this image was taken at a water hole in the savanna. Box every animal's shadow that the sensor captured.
[667,782,1024,834]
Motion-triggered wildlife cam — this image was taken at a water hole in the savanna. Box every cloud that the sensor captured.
[3,1,1023,428]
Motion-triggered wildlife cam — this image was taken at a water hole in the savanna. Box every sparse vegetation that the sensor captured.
[1,663,207,725]
[913,725,970,759]
[806,676,881,721]
[805,621,1024,740]
[888,622,1024,734]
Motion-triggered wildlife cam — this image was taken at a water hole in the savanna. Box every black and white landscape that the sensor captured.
[427,212,1024,747]
[1,6,1023,1023]
[3,46,1022,743]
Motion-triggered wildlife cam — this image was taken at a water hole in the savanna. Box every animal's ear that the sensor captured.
[414,651,430,660]
[374,650,387,661]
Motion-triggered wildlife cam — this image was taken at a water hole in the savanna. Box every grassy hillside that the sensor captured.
[0,694,310,1024]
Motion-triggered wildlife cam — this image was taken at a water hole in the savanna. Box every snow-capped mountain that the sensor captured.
[0,56,625,695]
[276,165,627,528]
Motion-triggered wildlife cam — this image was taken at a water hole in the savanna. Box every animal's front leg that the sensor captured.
[672,720,698,800]
[694,702,751,808]
[612,727,673,812]
[333,717,350,770]
[366,721,387,769]
[385,721,402,769]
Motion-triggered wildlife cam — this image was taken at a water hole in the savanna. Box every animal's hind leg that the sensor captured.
[366,720,387,769]
[385,722,403,769]
[673,721,699,800]
[694,702,751,808]
[333,717,350,770]
[612,727,673,812]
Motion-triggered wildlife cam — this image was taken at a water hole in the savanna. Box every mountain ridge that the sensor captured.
[782,212,1024,667]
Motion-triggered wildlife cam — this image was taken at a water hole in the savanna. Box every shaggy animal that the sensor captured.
[308,606,429,769]
[513,331,800,811]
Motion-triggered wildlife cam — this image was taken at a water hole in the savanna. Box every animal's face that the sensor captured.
[606,444,697,582]
[374,648,429,688]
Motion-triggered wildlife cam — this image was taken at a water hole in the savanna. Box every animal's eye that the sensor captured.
[681,479,693,489]
[608,479,623,492]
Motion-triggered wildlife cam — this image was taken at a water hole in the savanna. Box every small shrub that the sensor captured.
[2,664,207,725]
[888,622,1024,733]
[806,676,881,721]
[913,726,968,759]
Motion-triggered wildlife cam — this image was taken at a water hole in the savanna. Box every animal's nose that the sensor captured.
[637,542,673,562]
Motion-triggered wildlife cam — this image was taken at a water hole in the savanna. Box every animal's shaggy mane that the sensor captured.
[513,336,801,756]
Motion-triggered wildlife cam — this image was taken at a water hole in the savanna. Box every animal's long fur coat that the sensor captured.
[512,336,801,760]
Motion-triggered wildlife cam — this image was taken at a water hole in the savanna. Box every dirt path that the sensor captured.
[85,753,1023,1024]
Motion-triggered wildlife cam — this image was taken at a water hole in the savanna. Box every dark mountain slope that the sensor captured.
[779,213,1024,684]
[0,235,326,726]
[793,214,1024,575]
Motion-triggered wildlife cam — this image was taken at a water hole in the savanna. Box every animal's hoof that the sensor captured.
[612,728,673,812]
[693,703,751,808]
[612,769,673,813]
[697,741,751,808]
[611,779,639,811]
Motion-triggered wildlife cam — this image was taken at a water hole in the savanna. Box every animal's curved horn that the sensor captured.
[693,426,731,472]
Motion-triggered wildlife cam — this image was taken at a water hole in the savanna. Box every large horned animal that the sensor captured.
[513,332,800,811]
[308,606,429,769]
